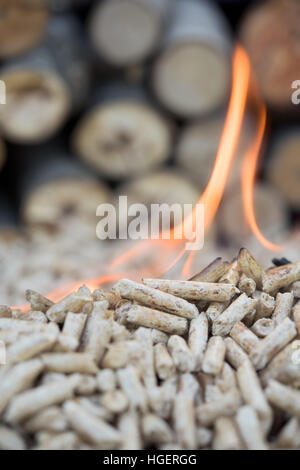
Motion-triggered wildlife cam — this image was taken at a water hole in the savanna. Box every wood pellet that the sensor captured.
[0,249,300,449]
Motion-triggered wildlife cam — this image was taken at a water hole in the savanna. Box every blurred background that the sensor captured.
[0,0,299,305]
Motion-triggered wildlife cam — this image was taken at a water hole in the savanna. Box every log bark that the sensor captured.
[72,82,173,181]
[153,0,232,118]
[267,130,300,209]
[0,14,92,143]
[88,0,171,65]
[239,0,300,110]
[218,182,288,248]
[15,143,111,234]
[0,0,48,59]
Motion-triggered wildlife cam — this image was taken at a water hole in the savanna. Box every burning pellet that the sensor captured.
[0,426,26,450]
[272,292,294,325]
[213,417,243,450]
[196,388,242,426]
[96,369,116,393]
[274,418,300,449]
[83,318,111,364]
[41,353,98,375]
[238,248,264,288]
[114,279,198,319]
[173,392,197,450]
[25,290,53,313]
[230,322,259,354]
[168,335,195,373]
[24,407,68,434]
[250,317,297,370]
[143,279,239,301]
[102,340,142,370]
[117,366,148,413]
[251,318,275,338]
[188,313,208,371]
[236,406,268,450]
[62,312,87,341]
[238,273,256,296]
[135,327,156,389]
[202,336,225,376]
[46,293,92,323]
[212,294,256,336]
[142,413,173,446]
[253,291,275,320]
[151,329,169,345]
[0,359,43,416]
[118,411,142,450]
[237,360,272,434]
[116,301,188,336]
[219,260,240,286]
[266,380,300,418]
[63,400,120,449]
[260,340,300,387]
[7,332,57,364]
[0,306,12,318]
[100,390,129,414]
[5,376,78,423]
[262,261,300,293]
[206,301,229,323]
[224,338,249,369]
[291,281,300,299]
[189,258,229,283]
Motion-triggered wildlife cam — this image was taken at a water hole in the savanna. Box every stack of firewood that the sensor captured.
[0,0,299,305]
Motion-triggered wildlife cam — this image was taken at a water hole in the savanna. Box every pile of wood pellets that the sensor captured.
[0,248,300,450]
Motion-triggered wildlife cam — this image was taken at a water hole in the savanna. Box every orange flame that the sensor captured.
[241,92,282,252]
[13,45,280,311]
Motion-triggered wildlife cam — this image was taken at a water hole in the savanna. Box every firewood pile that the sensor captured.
[0,0,299,305]
[1,249,300,450]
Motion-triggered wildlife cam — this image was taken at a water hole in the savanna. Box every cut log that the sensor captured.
[239,0,300,110]
[0,0,48,59]
[16,143,111,235]
[0,14,92,143]
[218,183,289,248]
[115,168,205,238]
[72,83,172,181]
[153,0,232,118]
[88,0,171,65]
[175,113,255,189]
[267,130,300,209]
